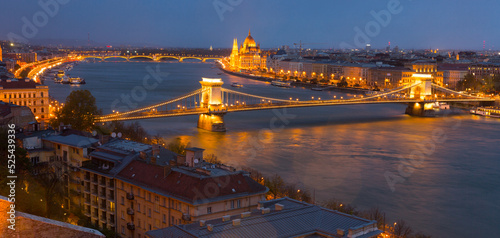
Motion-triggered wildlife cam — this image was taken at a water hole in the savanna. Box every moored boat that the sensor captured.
[470,107,500,118]
[271,80,291,88]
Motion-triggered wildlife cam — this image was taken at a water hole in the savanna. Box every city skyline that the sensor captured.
[1,0,500,50]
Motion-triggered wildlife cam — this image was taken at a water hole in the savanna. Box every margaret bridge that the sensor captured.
[72,53,222,63]
[95,74,495,132]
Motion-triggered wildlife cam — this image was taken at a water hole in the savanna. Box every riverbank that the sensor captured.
[217,64,371,95]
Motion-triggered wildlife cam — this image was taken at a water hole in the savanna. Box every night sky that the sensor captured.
[1,0,499,50]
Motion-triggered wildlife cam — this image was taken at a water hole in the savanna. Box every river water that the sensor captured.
[47,61,500,238]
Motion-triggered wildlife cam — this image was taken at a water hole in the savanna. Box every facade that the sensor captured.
[229,30,267,71]
[0,78,50,121]
[3,52,38,63]
[0,45,2,62]
[146,197,381,238]
[0,101,36,128]
[115,148,268,238]
[79,139,156,232]
[368,67,414,88]
[405,61,444,86]
[43,133,99,211]
[468,62,500,79]
[439,64,469,89]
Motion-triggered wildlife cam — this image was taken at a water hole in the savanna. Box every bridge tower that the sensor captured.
[406,74,435,116]
[198,78,226,132]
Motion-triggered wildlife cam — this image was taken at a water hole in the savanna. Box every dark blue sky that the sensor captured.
[1,0,499,50]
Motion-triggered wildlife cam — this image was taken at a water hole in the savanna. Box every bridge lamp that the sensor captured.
[341,97,343,99]
[312,97,314,99]
[318,98,321,100]
[334,96,336,99]
[290,97,292,100]
[296,99,299,101]
[230,104,233,106]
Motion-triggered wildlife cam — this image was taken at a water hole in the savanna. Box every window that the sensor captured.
[121,196,124,205]
[41,92,44,97]
[33,108,37,113]
[237,200,241,208]
[121,211,124,219]
[162,198,166,207]
[155,219,160,228]
[137,203,141,212]
[148,224,152,231]
[121,226,125,234]
[148,208,151,217]
[162,214,166,224]
[231,200,234,209]
[138,218,141,228]
[207,207,212,214]
[148,192,151,201]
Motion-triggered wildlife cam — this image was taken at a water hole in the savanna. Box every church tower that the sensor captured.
[230,38,239,68]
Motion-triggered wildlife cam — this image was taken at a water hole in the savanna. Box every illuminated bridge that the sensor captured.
[72,53,222,63]
[96,75,495,132]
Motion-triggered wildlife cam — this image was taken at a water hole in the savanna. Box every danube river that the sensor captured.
[48,61,500,237]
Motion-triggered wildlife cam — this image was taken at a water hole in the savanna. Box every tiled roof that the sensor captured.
[0,79,43,89]
[146,197,381,238]
[116,160,267,204]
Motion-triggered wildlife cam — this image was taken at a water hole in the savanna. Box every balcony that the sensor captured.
[127,222,135,230]
[107,194,114,201]
[91,201,98,207]
[126,193,134,200]
[127,208,134,215]
[108,218,115,225]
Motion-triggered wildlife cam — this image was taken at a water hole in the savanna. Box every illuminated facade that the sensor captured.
[0,45,2,62]
[0,78,50,121]
[229,30,267,71]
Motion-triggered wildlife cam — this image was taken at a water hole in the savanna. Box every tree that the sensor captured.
[167,137,191,155]
[265,174,284,199]
[337,77,348,87]
[393,219,413,238]
[457,73,482,92]
[204,154,222,164]
[52,90,100,132]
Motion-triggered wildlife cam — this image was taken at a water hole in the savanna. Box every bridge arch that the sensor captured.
[102,56,129,61]
[129,55,154,61]
[180,57,203,63]
[156,56,181,61]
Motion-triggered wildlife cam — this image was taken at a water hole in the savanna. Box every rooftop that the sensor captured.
[0,78,47,89]
[43,134,98,148]
[146,197,381,238]
[116,160,267,205]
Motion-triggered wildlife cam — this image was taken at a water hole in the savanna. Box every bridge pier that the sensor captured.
[405,102,436,117]
[198,112,226,132]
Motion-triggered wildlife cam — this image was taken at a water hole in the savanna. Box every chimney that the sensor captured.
[199,220,206,227]
[152,144,160,156]
[241,212,251,218]
[261,208,270,214]
[337,229,345,236]
[222,215,231,222]
[275,203,284,211]
[151,155,157,165]
[207,224,213,232]
[177,155,186,165]
[232,219,241,226]
[140,151,147,160]
[163,166,171,178]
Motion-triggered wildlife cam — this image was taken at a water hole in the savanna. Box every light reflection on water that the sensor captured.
[48,62,500,238]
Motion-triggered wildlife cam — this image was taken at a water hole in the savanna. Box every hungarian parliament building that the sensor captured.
[229,30,267,71]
